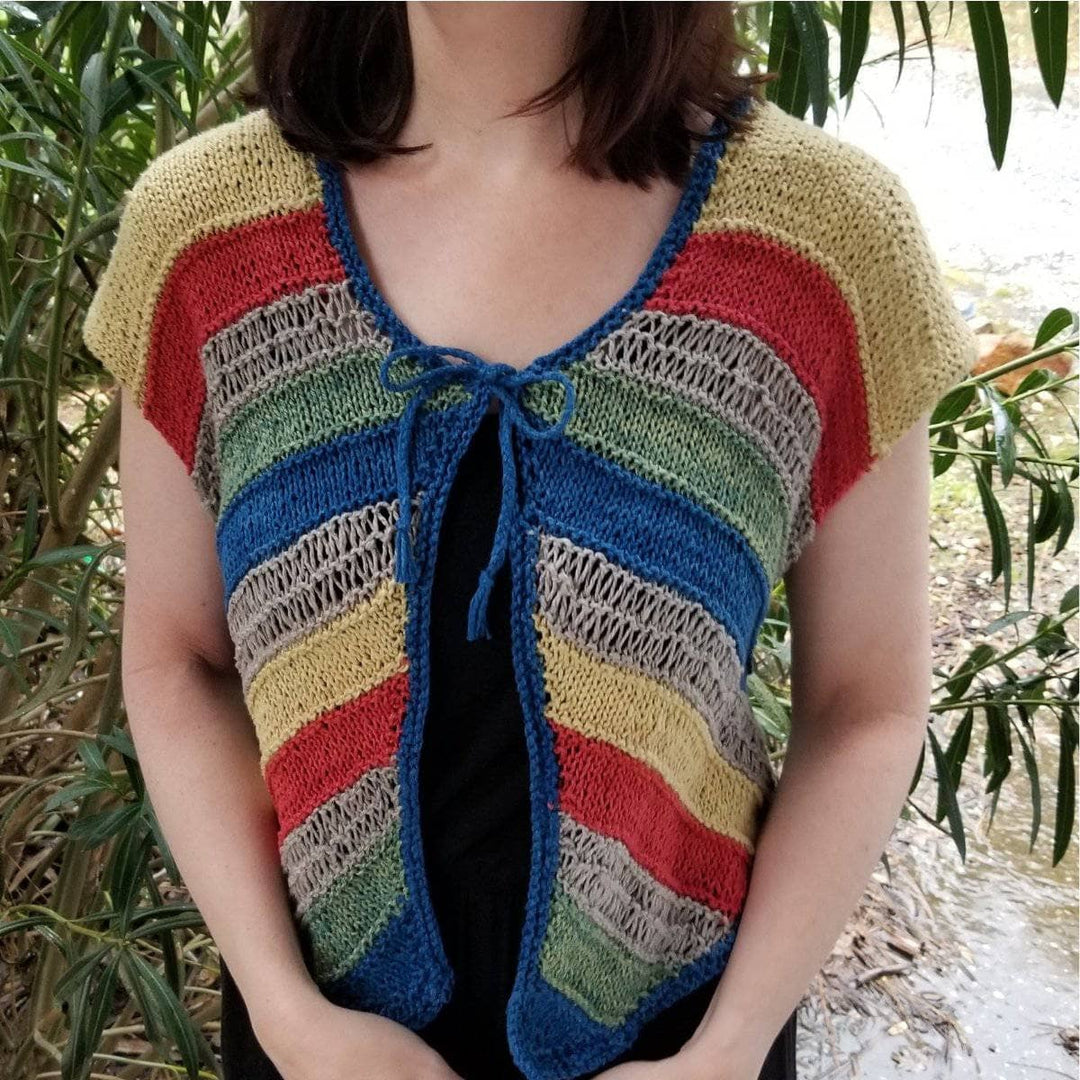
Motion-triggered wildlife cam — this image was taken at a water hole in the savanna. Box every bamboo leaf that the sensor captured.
[966,1,1012,167]
[787,1,831,126]
[1029,0,1069,107]
[1054,705,1077,866]
[928,725,967,860]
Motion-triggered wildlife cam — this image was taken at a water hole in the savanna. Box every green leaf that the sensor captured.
[121,948,203,1078]
[973,457,1012,606]
[1029,1,1069,107]
[889,1,906,85]
[787,1,831,126]
[747,672,791,740]
[78,49,106,145]
[767,2,811,121]
[981,383,1018,485]
[944,643,996,700]
[1054,705,1077,865]
[1033,306,1077,348]
[928,725,967,860]
[966,1,1012,167]
[1012,717,1042,851]
[838,1,871,100]
[931,382,976,424]
[1053,472,1074,555]
[983,700,1013,805]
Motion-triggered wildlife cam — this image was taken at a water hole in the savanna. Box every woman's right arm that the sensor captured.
[116,386,462,1080]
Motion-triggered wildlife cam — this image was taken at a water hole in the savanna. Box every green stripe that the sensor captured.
[299,818,407,984]
[523,363,790,578]
[538,883,679,1027]
[217,349,471,515]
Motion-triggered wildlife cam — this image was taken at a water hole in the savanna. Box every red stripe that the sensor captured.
[550,720,752,917]
[143,204,345,473]
[266,668,409,844]
[646,229,871,523]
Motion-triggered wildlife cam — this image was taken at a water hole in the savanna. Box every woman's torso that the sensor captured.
[218,407,798,1080]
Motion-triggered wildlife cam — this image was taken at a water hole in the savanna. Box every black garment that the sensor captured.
[219,410,798,1080]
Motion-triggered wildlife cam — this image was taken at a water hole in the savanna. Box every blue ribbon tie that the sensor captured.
[377,345,576,642]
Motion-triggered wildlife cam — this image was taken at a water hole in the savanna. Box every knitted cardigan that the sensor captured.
[82,93,979,1080]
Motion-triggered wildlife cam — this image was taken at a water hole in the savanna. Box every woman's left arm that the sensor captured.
[595,411,938,1080]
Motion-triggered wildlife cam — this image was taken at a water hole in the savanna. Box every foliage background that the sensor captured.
[0,2,1075,1078]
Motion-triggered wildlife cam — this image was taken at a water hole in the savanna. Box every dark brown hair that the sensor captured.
[243,2,771,186]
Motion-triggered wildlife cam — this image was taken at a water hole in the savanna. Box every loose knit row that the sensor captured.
[83,92,979,1080]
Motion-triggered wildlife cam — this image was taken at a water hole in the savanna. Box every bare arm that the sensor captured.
[670,415,937,1079]
[116,387,461,1080]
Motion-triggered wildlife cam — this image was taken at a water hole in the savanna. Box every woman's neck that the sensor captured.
[401,1,587,175]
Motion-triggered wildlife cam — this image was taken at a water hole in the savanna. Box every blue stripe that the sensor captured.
[215,411,466,602]
[323,900,453,1028]
[507,919,740,1079]
[523,437,769,663]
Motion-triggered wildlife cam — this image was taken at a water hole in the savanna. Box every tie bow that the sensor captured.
[378,344,576,640]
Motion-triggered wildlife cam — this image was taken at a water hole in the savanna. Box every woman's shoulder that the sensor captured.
[119,106,322,242]
[704,95,920,251]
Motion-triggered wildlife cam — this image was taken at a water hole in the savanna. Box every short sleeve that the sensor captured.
[82,167,218,519]
[849,158,979,467]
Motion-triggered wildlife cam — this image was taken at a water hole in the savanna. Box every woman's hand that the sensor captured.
[588,1038,763,1080]
[253,988,464,1080]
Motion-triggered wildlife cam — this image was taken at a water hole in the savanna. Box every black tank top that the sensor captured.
[218,409,798,1080]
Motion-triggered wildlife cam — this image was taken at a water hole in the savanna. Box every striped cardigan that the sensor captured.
[82,93,978,1079]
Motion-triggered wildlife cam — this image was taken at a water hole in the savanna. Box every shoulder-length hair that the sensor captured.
[242,1,771,186]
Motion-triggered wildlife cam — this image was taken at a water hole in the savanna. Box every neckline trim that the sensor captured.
[314,96,751,379]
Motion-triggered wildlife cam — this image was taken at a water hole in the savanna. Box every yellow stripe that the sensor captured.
[247,577,408,767]
[697,98,978,459]
[82,108,322,404]
[534,613,763,848]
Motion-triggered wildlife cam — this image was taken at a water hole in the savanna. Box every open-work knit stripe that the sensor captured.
[539,883,679,1028]
[265,670,407,840]
[535,531,773,790]
[227,501,403,694]
[81,107,323,409]
[551,721,751,914]
[147,207,344,476]
[648,228,866,543]
[216,415,454,600]
[523,362,789,581]
[536,614,763,845]
[247,578,408,766]
[217,347,471,516]
[299,819,407,984]
[693,96,977,462]
[204,279,389,428]
[191,406,220,520]
[280,766,400,918]
[555,812,732,968]
[525,437,769,654]
[583,307,821,573]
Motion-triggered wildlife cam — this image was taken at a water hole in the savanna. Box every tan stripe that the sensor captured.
[698,97,978,459]
[280,767,401,918]
[204,279,391,432]
[82,108,321,403]
[226,499,408,695]
[556,812,731,968]
[584,306,820,572]
[534,612,764,847]
[246,577,408,767]
[535,531,774,791]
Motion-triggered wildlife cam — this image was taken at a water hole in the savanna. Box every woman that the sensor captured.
[81,3,979,1080]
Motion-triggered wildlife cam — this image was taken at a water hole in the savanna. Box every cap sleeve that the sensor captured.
[854,161,978,464]
[805,153,979,546]
[82,166,218,519]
